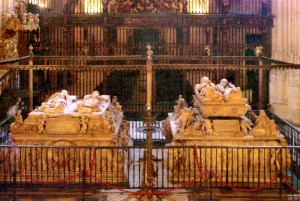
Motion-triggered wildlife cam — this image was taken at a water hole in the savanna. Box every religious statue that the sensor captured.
[35,102,47,112]
[10,109,23,133]
[216,78,237,98]
[81,91,105,112]
[46,90,71,108]
[201,86,223,102]
[194,76,215,98]
[254,45,263,56]
[179,109,195,135]
[111,96,122,113]
[173,95,188,117]
[80,116,89,135]
[38,115,47,134]
[146,44,153,60]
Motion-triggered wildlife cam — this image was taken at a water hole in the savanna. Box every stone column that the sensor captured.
[270,0,300,126]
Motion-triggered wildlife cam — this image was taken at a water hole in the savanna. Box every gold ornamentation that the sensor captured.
[193,77,250,118]
[80,115,89,135]
[37,115,47,134]
[250,110,281,137]
[164,77,290,184]
[0,0,39,60]
[10,109,23,133]
[179,109,195,135]
[9,90,132,184]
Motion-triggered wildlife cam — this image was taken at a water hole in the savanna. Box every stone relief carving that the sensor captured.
[107,0,182,13]
[10,109,23,133]
[250,110,281,137]
[9,90,132,184]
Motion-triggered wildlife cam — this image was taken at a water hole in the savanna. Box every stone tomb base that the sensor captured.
[167,114,290,186]
[7,111,129,185]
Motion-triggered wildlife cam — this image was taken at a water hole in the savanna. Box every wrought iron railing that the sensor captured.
[270,112,300,147]
[0,145,299,200]
[1,56,300,116]
[33,55,261,65]
[32,43,264,57]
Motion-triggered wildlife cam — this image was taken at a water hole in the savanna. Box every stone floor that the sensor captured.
[2,189,299,201]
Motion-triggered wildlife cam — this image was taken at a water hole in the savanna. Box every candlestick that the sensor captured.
[146,45,153,111]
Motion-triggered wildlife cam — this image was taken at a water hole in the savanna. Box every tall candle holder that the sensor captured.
[136,45,162,201]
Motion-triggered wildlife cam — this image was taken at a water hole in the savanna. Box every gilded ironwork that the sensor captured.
[0,0,39,61]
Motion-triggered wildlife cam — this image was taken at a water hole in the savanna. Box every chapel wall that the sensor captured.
[271,0,300,126]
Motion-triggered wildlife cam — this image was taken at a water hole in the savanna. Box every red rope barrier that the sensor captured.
[210,170,278,193]
[193,146,215,182]
[90,173,207,195]
[193,146,280,193]
[282,178,300,194]
[1,146,299,196]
